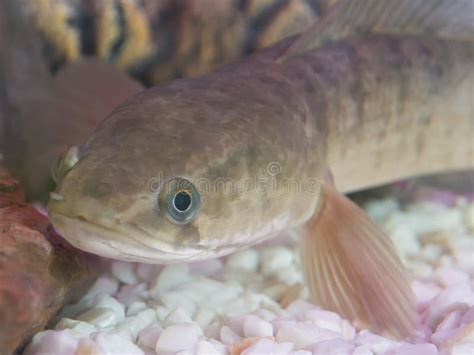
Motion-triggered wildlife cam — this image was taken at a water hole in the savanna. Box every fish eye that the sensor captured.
[160,178,200,224]
[51,145,80,184]
[173,190,192,212]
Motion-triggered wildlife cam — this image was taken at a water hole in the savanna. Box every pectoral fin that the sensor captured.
[300,183,416,339]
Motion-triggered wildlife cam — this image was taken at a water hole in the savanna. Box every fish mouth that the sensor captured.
[48,212,207,263]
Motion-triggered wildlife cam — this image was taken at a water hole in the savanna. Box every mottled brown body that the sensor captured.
[284,36,474,191]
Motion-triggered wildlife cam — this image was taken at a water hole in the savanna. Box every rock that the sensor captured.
[0,169,97,354]
[155,323,203,353]
[243,315,273,338]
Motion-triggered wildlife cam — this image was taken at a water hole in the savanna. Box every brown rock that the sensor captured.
[0,168,98,354]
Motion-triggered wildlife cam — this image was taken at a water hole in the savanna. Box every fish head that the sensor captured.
[47,83,318,263]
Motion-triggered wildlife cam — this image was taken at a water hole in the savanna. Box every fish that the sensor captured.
[3,0,474,340]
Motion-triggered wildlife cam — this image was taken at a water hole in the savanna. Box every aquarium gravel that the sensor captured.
[25,189,474,355]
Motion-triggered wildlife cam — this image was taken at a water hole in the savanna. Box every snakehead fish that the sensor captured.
[2,0,473,339]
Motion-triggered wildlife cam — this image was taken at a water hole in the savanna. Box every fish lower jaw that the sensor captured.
[48,213,206,264]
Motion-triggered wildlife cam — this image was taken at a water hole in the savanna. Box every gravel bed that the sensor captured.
[25,188,474,354]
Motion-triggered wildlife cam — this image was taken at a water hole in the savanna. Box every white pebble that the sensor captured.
[453,250,474,269]
[160,291,197,315]
[117,309,157,340]
[164,307,194,326]
[208,283,243,308]
[408,260,434,279]
[94,333,144,355]
[243,315,273,337]
[365,198,399,221]
[92,293,125,321]
[156,323,203,353]
[435,267,469,287]
[450,342,474,355]
[55,318,97,337]
[126,301,148,316]
[389,225,420,257]
[155,306,172,322]
[260,247,294,275]
[111,261,138,285]
[152,264,190,295]
[418,244,443,263]
[277,266,304,285]
[463,203,474,229]
[195,340,227,355]
[227,249,259,271]
[77,308,118,328]
[194,307,217,328]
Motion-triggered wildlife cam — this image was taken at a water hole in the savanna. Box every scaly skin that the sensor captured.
[48,33,473,262]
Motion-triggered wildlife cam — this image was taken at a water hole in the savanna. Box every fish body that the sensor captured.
[48,30,474,261]
[2,0,473,339]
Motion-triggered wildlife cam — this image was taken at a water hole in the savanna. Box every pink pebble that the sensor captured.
[387,343,438,355]
[286,301,318,319]
[116,283,147,306]
[189,259,223,276]
[312,339,354,355]
[413,280,441,308]
[271,319,298,335]
[304,310,342,333]
[435,267,469,287]
[276,323,341,350]
[241,338,293,355]
[426,283,473,327]
[220,325,242,345]
[412,324,433,343]
[356,331,401,353]
[137,325,162,350]
[460,307,474,325]
[136,264,159,283]
[431,328,460,346]
[435,311,462,333]
[352,345,373,355]
[25,330,79,355]
[75,338,106,355]
[226,316,246,336]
